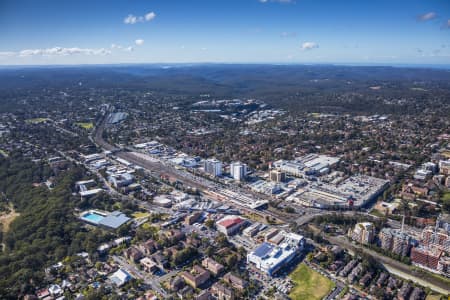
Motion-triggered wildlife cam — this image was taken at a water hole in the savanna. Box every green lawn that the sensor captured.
[442,191,450,202]
[132,212,151,219]
[289,263,335,300]
[75,122,94,130]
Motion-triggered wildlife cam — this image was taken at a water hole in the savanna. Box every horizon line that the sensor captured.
[0,61,450,70]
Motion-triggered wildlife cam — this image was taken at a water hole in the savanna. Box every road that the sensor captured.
[112,255,171,296]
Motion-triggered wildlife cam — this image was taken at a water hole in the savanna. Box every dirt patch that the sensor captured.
[0,206,20,232]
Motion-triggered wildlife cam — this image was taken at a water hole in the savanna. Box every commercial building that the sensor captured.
[109,172,134,188]
[250,180,282,195]
[216,216,247,236]
[247,232,305,276]
[299,154,340,175]
[79,188,103,198]
[185,212,203,225]
[243,223,266,237]
[79,210,131,230]
[350,222,374,245]
[107,112,128,124]
[203,159,222,177]
[273,160,304,177]
[230,162,247,181]
[269,169,286,183]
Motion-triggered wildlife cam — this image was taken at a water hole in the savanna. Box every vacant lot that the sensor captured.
[289,263,335,300]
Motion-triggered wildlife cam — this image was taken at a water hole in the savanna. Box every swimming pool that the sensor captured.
[82,212,105,224]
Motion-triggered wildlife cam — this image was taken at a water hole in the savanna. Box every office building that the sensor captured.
[203,159,222,177]
[269,169,286,183]
[230,162,247,181]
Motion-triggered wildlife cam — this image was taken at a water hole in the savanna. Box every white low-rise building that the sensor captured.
[247,231,305,276]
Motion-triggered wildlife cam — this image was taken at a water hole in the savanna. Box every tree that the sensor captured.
[205,219,215,229]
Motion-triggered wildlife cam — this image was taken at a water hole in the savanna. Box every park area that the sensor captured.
[289,263,335,300]
[75,122,94,130]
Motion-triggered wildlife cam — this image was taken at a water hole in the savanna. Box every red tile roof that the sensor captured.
[217,217,243,229]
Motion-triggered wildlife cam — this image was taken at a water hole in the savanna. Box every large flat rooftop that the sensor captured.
[80,210,130,229]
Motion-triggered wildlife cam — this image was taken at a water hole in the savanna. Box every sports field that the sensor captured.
[289,263,335,300]
[76,122,94,129]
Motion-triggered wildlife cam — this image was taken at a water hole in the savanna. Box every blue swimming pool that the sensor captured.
[82,212,105,224]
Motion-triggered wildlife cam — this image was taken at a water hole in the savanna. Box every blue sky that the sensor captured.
[0,0,449,65]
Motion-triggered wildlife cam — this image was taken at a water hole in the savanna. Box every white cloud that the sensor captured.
[6,47,112,57]
[135,39,144,46]
[417,12,437,21]
[124,14,139,24]
[301,42,319,50]
[111,44,134,52]
[145,12,156,21]
[124,11,156,24]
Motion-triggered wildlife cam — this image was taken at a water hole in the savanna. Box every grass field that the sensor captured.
[75,122,94,130]
[289,263,335,300]
[25,118,49,124]
[132,212,151,219]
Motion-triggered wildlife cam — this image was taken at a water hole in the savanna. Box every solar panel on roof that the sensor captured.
[253,242,273,258]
